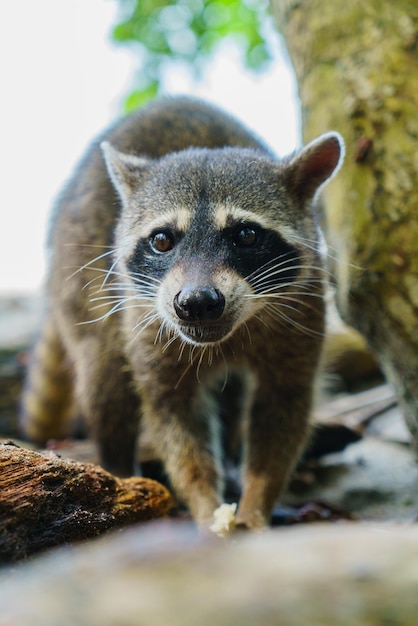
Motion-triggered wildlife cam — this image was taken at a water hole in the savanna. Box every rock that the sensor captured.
[1,521,417,625]
[287,437,418,521]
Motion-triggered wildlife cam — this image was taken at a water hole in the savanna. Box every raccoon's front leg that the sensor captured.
[140,384,224,525]
[73,337,141,477]
[236,382,313,530]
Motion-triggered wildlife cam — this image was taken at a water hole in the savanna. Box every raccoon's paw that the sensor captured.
[234,508,268,532]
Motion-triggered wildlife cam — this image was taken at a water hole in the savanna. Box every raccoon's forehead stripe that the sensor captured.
[213,204,301,246]
[213,205,272,231]
[141,208,192,236]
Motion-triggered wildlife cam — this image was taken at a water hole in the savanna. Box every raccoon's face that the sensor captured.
[102,137,343,346]
[125,203,300,345]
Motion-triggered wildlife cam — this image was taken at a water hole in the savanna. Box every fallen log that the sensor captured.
[0,441,174,562]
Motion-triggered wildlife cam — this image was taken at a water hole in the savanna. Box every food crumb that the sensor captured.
[209,503,237,537]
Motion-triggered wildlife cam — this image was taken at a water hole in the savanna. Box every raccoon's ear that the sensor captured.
[284,132,345,207]
[101,141,152,203]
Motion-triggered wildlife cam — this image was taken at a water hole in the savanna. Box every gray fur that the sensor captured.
[21,97,344,529]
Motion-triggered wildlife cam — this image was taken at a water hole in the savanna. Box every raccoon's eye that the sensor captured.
[150,231,174,253]
[235,226,257,248]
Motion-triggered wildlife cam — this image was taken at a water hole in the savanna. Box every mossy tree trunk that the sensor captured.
[273,0,418,448]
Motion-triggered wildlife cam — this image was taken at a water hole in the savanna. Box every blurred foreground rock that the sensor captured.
[1,521,418,626]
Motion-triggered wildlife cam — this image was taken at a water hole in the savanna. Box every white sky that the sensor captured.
[0,0,299,293]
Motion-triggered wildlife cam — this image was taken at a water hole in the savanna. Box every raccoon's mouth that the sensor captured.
[177,323,233,345]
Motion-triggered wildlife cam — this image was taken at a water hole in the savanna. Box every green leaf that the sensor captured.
[123,82,159,113]
[112,0,272,111]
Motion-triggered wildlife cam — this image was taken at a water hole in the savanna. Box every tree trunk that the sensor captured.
[273,0,418,449]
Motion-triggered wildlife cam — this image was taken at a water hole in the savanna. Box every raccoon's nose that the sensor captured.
[174,286,225,322]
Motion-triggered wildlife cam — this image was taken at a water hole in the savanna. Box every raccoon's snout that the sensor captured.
[173,286,225,323]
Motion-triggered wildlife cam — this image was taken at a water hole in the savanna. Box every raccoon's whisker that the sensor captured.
[242,322,252,345]
[88,301,154,313]
[129,271,162,287]
[129,285,159,296]
[155,320,167,345]
[245,256,298,286]
[264,305,324,338]
[162,332,179,353]
[286,234,327,257]
[246,289,324,301]
[253,265,332,285]
[89,285,135,295]
[175,362,193,389]
[267,301,307,317]
[262,295,321,316]
[77,266,134,286]
[91,281,140,290]
[89,293,154,303]
[131,311,159,332]
[282,299,321,316]
[246,280,326,299]
[178,339,188,362]
[289,233,362,271]
[129,313,160,345]
[266,291,324,307]
[80,266,130,283]
[244,250,297,283]
[252,257,332,279]
[218,345,228,393]
[80,273,114,291]
[64,243,115,249]
[67,249,117,280]
[175,346,201,389]
[253,314,274,335]
[86,252,122,289]
[79,301,141,324]
[89,294,152,307]
[95,278,159,291]
[101,254,123,289]
[88,283,157,302]
[84,300,154,322]
[249,270,322,293]
[89,299,155,308]
[254,275,327,295]
[76,263,161,297]
[284,233,337,259]
[286,233,320,247]
[189,344,198,365]
[196,347,207,383]
[91,288,158,301]
[264,288,324,312]
[207,346,214,367]
[247,277,324,295]
[249,263,330,290]
[74,260,161,289]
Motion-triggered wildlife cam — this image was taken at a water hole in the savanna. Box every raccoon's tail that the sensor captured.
[20,314,74,445]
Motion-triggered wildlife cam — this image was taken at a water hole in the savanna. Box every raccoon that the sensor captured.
[21,97,344,529]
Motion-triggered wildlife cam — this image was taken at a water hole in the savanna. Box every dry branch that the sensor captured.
[0,441,174,562]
